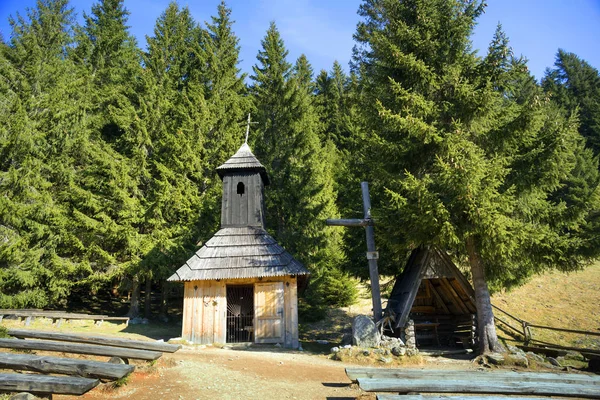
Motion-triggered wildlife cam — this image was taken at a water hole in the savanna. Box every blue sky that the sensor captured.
[1,0,599,81]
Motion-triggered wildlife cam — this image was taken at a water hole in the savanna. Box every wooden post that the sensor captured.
[326,181,382,322]
[361,182,382,322]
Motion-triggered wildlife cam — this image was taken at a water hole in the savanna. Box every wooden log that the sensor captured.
[8,329,180,353]
[345,368,600,386]
[0,353,134,379]
[519,343,600,357]
[325,218,370,227]
[0,339,162,361]
[427,281,450,314]
[377,395,553,400]
[357,378,600,398]
[0,373,98,395]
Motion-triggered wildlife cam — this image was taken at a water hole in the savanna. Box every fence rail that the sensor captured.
[492,303,600,354]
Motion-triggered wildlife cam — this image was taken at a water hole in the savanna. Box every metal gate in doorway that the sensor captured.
[226,285,254,343]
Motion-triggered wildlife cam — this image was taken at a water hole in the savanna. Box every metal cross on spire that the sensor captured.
[244,113,257,144]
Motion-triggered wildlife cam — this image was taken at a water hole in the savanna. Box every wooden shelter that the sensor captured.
[168,143,309,348]
[386,247,477,347]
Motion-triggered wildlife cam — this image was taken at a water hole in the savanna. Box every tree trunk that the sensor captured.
[466,236,505,355]
[144,274,152,319]
[159,281,169,321]
[127,275,141,318]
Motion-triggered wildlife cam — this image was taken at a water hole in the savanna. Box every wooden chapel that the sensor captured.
[168,143,309,348]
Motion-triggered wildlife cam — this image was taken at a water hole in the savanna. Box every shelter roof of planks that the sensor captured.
[387,246,476,329]
[216,143,269,184]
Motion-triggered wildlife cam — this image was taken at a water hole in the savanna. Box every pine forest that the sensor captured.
[1,0,599,353]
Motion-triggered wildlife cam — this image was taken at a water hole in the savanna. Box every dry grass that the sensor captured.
[492,261,600,349]
[0,316,181,342]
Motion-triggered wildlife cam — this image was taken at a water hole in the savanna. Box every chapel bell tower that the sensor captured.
[216,143,270,228]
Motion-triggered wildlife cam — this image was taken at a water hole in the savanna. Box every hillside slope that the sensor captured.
[491,262,600,349]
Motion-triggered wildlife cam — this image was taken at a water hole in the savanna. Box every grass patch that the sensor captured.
[331,346,423,366]
[492,262,600,349]
[0,317,180,342]
[0,326,11,338]
[112,375,130,388]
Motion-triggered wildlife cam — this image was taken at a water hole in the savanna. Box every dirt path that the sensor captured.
[59,347,361,400]
[55,346,476,400]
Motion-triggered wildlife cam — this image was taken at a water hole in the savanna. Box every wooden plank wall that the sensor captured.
[182,281,226,344]
[181,276,298,348]
[221,173,264,227]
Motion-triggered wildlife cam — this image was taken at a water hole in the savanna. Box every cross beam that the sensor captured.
[326,181,382,322]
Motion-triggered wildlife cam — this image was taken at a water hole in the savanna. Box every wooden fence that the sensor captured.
[0,328,181,398]
[492,304,600,367]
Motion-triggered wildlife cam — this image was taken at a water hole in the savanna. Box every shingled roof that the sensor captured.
[168,227,309,281]
[216,143,269,184]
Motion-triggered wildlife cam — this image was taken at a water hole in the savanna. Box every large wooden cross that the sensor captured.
[326,182,382,322]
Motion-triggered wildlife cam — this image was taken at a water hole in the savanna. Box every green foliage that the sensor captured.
[1,0,597,317]
[0,326,11,338]
[352,0,599,292]
[250,23,351,310]
[543,50,600,157]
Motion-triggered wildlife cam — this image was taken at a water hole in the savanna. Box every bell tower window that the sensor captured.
[237,182,245,196]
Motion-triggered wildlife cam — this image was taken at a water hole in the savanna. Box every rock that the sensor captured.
[330,346,340,354]
[405,348,419,357]
[9,393,36,400]
[564,351,584,361]
[352,315,380,348]
[362,350,371,356]
[316,339,329,345]
[548,357,561,367]
[508,354,529,368]
[380,335,404,349]
[274,343,282,348]
[341,333,353,346]
[343,344,352,349]
[108,357,125,364]
[378,356,392,364]
[507,345,526,356]
[487,352,505,365]
[373,348,384,354]
[526,352,545,363]
[298,345,304,351]
[391,346,406,357]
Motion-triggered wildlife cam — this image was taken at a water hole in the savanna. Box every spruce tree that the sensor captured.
[250,24,355,309]
[139,2,209,318]
[0,0,104,307]
[201,1,249,173]
[542,50,600,157]
[73,0,147,317]
[352,0,598,354]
